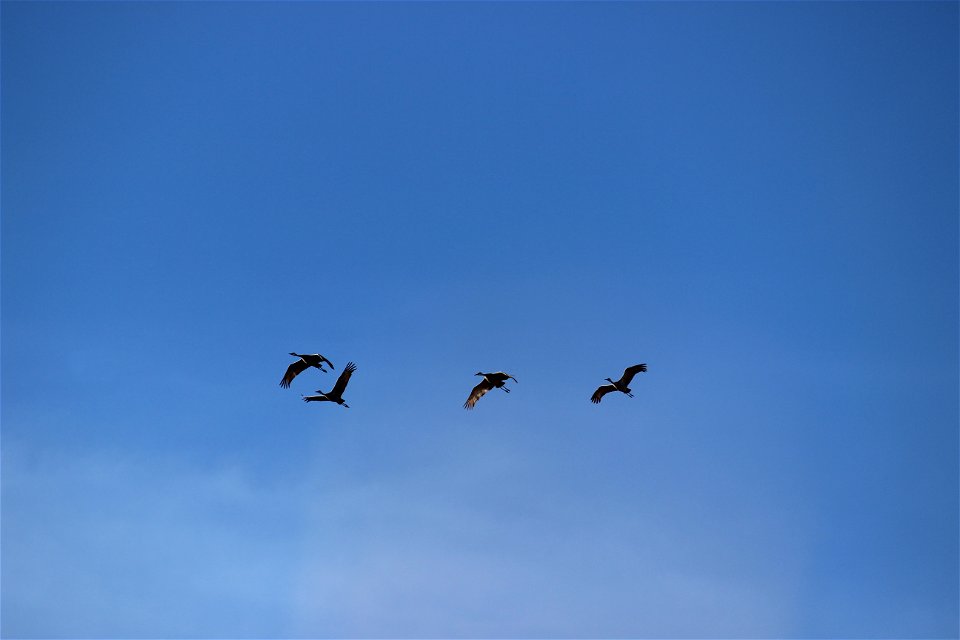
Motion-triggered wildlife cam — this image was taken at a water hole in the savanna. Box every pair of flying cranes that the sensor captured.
[279,352,648,409]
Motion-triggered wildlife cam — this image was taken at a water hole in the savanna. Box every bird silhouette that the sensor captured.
[280,352,334,388]
[591,364,647,404]
[302,362,357,408]
[464,371,518,409]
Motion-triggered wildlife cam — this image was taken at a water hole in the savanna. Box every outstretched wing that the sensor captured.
[280,359,309,388]
[618,363,648,386]
[489,372,518,384]
[330,362,357,397]
[591,384,617,404]
[464,378,494,409]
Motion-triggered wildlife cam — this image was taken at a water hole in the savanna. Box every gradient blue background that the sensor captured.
[3,2,958,637]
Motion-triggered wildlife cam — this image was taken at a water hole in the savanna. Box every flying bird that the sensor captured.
[280,352,334,388]
[464,371,518,409]
[591,364,647,404]
[302,361,357,408]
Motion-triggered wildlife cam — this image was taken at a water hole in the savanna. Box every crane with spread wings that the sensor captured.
[279,352,334,388]
[463,371,518,409]
[302,362,357,408]
[591,364,647,404]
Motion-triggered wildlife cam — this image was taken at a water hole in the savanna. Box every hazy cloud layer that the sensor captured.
[4,436,807,638]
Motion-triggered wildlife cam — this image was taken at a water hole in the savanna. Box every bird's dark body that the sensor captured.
[303,361,357,408]
[280,352,334,388]
[464,371,518,409]
[591,364,647,404]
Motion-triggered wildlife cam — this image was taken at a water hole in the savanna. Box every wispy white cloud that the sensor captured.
[3,432,806,638]
[2,445,303,638]
[287,433,806,638]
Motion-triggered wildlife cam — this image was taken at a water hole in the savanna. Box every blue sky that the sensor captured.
[2,1,957,637]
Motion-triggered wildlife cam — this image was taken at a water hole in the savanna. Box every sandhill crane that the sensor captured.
[280,352,334,388]
[464,371,518,409]
[302,362,357,408]
[591,364,647,404]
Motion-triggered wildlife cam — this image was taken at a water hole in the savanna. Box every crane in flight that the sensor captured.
[591,364,647,404]
[302,362,357,408]
[280,352,334,388]
[464,371,518,409]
